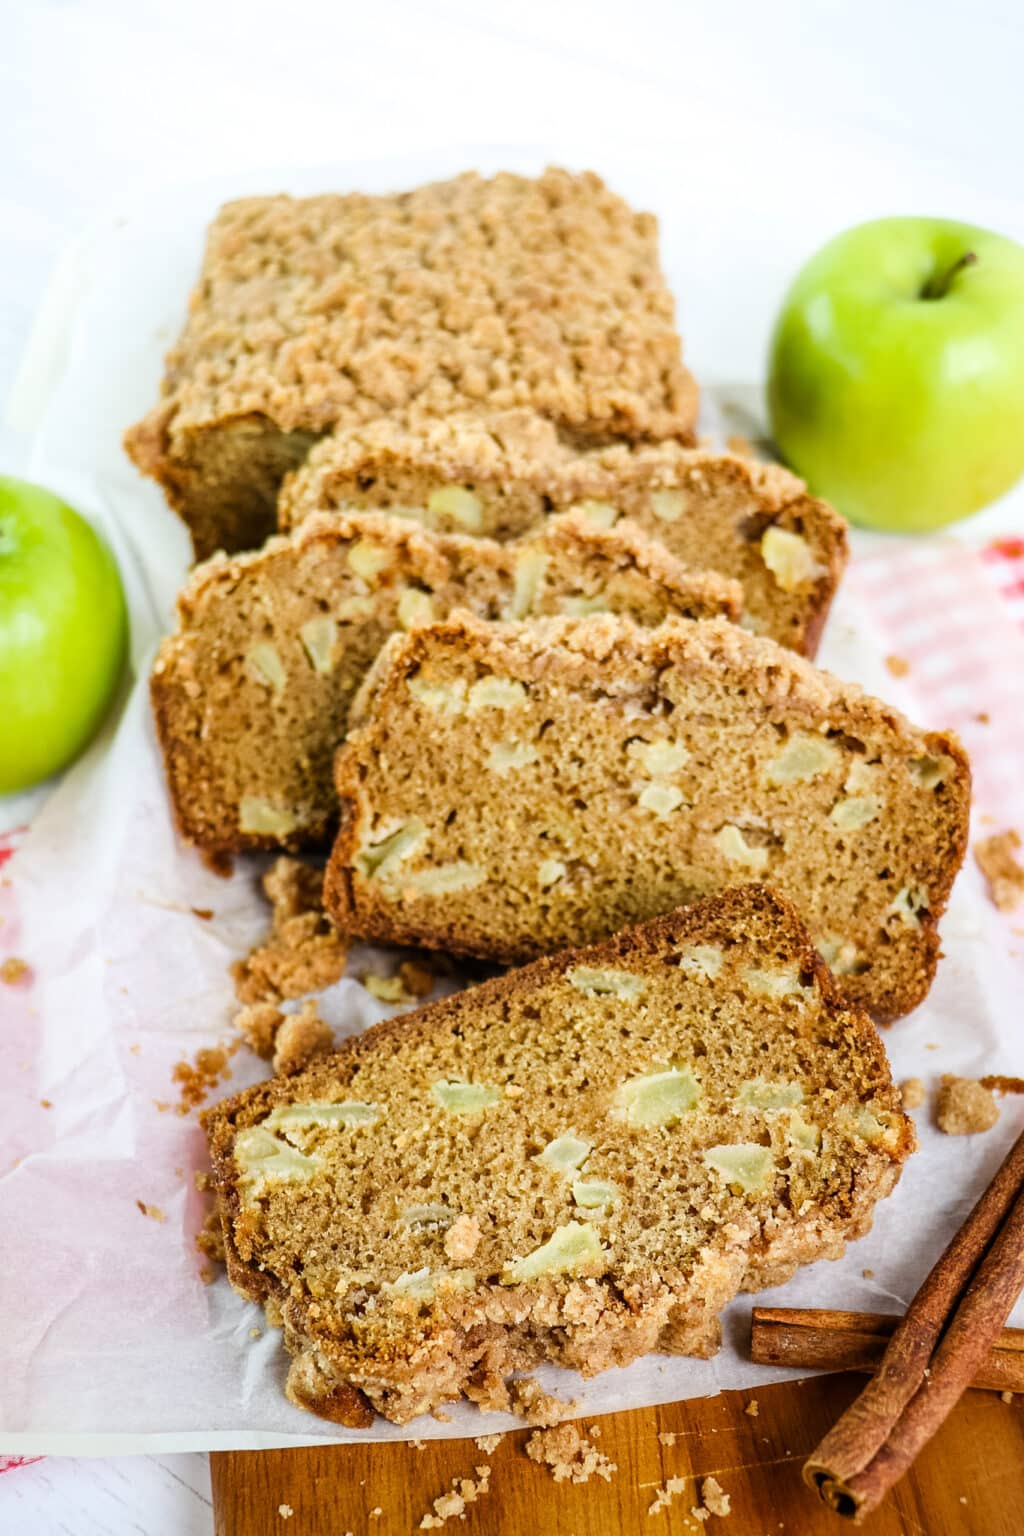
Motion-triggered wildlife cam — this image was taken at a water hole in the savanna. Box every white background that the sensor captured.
[1,2,1022,1532]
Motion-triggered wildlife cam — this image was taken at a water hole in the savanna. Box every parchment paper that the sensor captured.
[1,154,1023,1454]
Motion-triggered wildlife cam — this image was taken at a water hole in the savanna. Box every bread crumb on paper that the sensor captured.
[232,856,347,1004]
[975,829,1024,912]
[234,1001,283,1058]
[509,1377,577,1426]
[936,1074,1000,1136]
[136,1201,166,1222]
[172,1039,239,1113]
[0,956,29,984]
[885,654,910,678]
[862,1268,875,1279]
[900,1077,926,1110]
[419,1466,490,1528]
[272,999,334,1076]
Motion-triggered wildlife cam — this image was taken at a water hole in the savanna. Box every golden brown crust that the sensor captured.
[325,612,970,1021]
[125,169,698,557]
[280,414,847,655]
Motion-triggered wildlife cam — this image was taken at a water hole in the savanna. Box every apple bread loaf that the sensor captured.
[325,613,970,1020]
[279,411,847,654]
[204,885,914,1427]
[124,169,698,560]
[151,512,738,855]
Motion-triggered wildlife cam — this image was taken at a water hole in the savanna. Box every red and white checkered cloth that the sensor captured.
[1,535,1021,1476]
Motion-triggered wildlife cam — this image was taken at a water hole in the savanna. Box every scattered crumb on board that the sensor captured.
[700,1476,731,1517]
[744,1398,759,1417]
[936,1075,1000,1135]
[975,829,1024,913]
[231,856,347,1004]
[900,1076,926,1110]
[419,1466,491,1528]
[1002,1390,1014,1404]
[525,1423,616,1484]
[658,1430,678,1446]
[649,1475,688,1515]
[474,1433,504,1454]
[277,1505,292,1520]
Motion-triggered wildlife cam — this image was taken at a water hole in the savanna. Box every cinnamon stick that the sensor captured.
[804,1127,1024,1523]
[751,1306,1024,1392]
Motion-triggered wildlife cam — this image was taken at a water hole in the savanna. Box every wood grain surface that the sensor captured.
[211,1373,1024,1535]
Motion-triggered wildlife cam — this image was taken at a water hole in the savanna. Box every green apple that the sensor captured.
[0,477,127,793]
[767,218,1024,532]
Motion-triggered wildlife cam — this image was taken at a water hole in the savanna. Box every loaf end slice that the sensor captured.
[326,613,970,1020]
[151,512,737,855]
[204,885,914,1426]
[280,412,846,654]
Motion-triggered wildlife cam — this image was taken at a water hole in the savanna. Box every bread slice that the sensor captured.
[279,411,847,655]
[325,613,970,1021]
[204,885,914,1427]
[124,169,698,559]
[151,512,738,855]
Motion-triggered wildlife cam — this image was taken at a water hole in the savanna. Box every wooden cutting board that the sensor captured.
[210,1373,1024,1535]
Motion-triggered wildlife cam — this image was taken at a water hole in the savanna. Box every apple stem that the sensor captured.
[922,250,978,300]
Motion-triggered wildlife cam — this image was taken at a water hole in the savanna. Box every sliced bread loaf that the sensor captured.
[325,613,970,1020]
[151,512,738,854]
[124,170,698,559]
[204,885,914,1427]
[279,411,847,654]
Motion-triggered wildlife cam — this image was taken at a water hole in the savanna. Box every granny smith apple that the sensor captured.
[768,218,1024,532]
[0,477,127,793]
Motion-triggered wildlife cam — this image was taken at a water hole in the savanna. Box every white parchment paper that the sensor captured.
[1,155,1023,1454]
